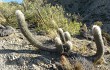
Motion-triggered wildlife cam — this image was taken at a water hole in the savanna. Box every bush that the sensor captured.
[0,2,23,27]
[23,0,82,36]
[0,0,82,36]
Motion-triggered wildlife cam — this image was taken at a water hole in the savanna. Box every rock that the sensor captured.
[32,64,40,70]
[0,25,15,37]
[17,57,26,66]
[37,56,51,64]
[51,64,58,70]
[104,46,110,55]
[0,24,5,29]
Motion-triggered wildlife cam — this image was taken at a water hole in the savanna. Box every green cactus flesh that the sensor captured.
[16,10,57,52]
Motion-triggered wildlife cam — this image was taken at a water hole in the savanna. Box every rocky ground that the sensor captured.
[0,30,56,70]
[0,28,110,70]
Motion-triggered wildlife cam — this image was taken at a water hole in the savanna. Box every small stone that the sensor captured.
[44,64,48,68]
[17,57,26,66]
[0,25,15,37]
[32,64,40,70]
[0,24,5,29]
[52,64,57,69]
[37,56,51,64]
[36,59,41,65]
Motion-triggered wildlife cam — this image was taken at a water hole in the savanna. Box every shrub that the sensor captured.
[1,0,82,36]
[0,2,23,27]
[23,0,82,36]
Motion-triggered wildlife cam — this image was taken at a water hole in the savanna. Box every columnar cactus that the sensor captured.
[15,10,73,53]
[55,28,73,53]
[54,37,63,53]
[57,25,105,70]
[16,10,104,69]
[64,31,71,41]
[91,25,104,63]
[64,41,73,52]
[57,28,65,43]
[15,10,57,52]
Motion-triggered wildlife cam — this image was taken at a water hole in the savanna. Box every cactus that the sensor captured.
[64,31,71,41]
[58,54,95,70]
[57,28,65,43]
[91,25,104,63]
[15,10,105,69]
[54,37,63,53]
[55,28,72,53]
[15,10,57,52]
[57,25,104,70]
[63,41,73,52]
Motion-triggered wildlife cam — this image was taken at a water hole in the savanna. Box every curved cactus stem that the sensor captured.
[89,25,104,63]
[55,37,64,53]
[15,10,57,52]
[64,31,71,41]
[57,28,65,43]
[63,41,73,52]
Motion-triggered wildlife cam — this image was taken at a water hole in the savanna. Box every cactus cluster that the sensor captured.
[57,25,105,70]
[15,10,105,70]
[15,10,57,52]
[54,28,73,53]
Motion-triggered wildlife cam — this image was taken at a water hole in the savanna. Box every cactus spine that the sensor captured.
[57,28,65,43]
[55,28,72,53]
[55,37,64,53]
[91,25,104,63]
[64,31,71,41]
[15,10,57,52]
[64,41,73,52]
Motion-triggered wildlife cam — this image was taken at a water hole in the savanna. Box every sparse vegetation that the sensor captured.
[1,0,110,70]
[0,0,81,36]
[0,2,23,27]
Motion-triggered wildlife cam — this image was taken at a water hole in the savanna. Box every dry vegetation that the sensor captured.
[1,0,110,70]
[0,0,81,36]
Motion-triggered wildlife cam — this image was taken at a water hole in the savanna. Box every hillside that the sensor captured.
[0,0,110,70]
